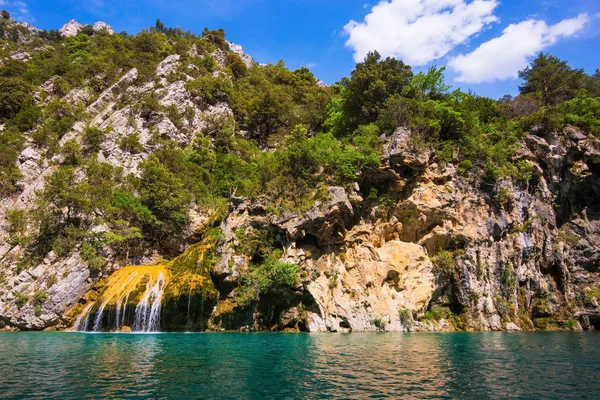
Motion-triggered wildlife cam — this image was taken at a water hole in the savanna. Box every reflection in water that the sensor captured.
[1,332,599,399]
[306,334,450,398]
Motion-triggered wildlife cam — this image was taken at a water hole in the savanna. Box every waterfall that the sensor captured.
[73,266,168,333]
[132,273,166,332]
[72,303,94,331]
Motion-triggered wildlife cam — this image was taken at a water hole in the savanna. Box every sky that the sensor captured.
[2,0,599,98]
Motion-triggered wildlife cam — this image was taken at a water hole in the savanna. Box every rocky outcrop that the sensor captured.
[226,41,253,67]
[273,186,354,245]
[1,17,600,333]
[59,19,114,37]
[92,22,114,35]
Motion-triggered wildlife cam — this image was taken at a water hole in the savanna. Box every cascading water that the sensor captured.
[72,266,169,333]
[132,274,166,332]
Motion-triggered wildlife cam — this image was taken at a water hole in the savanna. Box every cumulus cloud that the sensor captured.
[448,14,589,83]
[343,0,499,65]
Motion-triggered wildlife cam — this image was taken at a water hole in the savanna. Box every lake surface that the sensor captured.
[0,332,598,399]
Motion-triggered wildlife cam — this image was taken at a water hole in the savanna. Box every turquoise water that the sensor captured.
[0,332,599,399]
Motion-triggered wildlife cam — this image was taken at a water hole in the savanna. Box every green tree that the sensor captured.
[341,51,413,130]
[408,66,451,99]
[0,77,31,118]
[0,127,24,197]
[519,53,585,106]
[137,156,193,238]
[83,125,106,153]
[226,52,248,79]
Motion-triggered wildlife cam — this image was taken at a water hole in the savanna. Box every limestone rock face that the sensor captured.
[59,20,84,37]
[273,186,354,245]
[227,41,254,67]
[0,251,94,330]
[382,127,432,171]
[59,19,114,37]
[305,240,435,332]
[92,21,114,35]
[1,21,600,333]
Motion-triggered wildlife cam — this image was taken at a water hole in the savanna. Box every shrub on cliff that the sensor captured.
[252,251,300,293]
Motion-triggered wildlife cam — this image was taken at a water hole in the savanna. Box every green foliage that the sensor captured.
[235,226,270,259]
[0,127,24,197]
[557,91,600,136]
[372,318,386,331]
[519,53,585,106]
[13,291,29,308]
[457,159,473,174]
[226,52,248,79]
[202,27,228,51]
[423,305,452,322]
[33,289,49,304]
[533,317,558,330]
[6,207,27,245]
[60,139,83,165]
[398,307,413,328]
[137,156,193,239]
[119,132,144,154]
[432,250,457,274]
[0,77,31,118]
[187,76,232,105]
[252,250,300,293]
[229,62,330,144]
[341,51,412,130]
[499,264,517,299]
[83,125,106,153]
[408,66,451,99]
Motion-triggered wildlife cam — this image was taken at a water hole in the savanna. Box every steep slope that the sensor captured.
[0,15,599,332]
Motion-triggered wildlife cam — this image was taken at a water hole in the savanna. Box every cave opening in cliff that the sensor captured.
[296,233,319,248]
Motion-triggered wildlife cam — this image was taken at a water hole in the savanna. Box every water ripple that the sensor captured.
[0,332,599,399]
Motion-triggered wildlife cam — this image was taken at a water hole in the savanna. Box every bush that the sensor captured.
[226,52,247,79]
[0,127,24,197]
[457,160,473,174]
[398,307,413,328]
[119,132,144,154]
[252,250,300,293]
[83,125,106,153]
[533,317,557,330]
[33,289,49,304]
[432,250,456,274]
[137,156,193,238]
[372,318,386,331]
[0,77,31,118]
[423,305,452,322]
[6,208,27,236]
[186,76,232,104]
[13,291,29,308]
[60,139,83,165]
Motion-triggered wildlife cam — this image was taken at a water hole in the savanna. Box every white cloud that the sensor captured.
[343,0,499,65]
[1,0,34,21]
[448,14,589,83]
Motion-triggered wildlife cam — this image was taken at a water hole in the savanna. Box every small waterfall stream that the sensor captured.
[73,266,169,333]
[132,274,166,332]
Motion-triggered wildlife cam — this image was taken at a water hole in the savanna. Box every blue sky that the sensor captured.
[3,0,599,98]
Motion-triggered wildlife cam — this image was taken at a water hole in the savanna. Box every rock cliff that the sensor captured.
[0,17,599,333]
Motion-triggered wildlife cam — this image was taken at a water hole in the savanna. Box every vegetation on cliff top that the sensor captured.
[0,14,598,272]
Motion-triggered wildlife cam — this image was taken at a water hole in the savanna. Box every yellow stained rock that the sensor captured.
[97,264,170,308]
